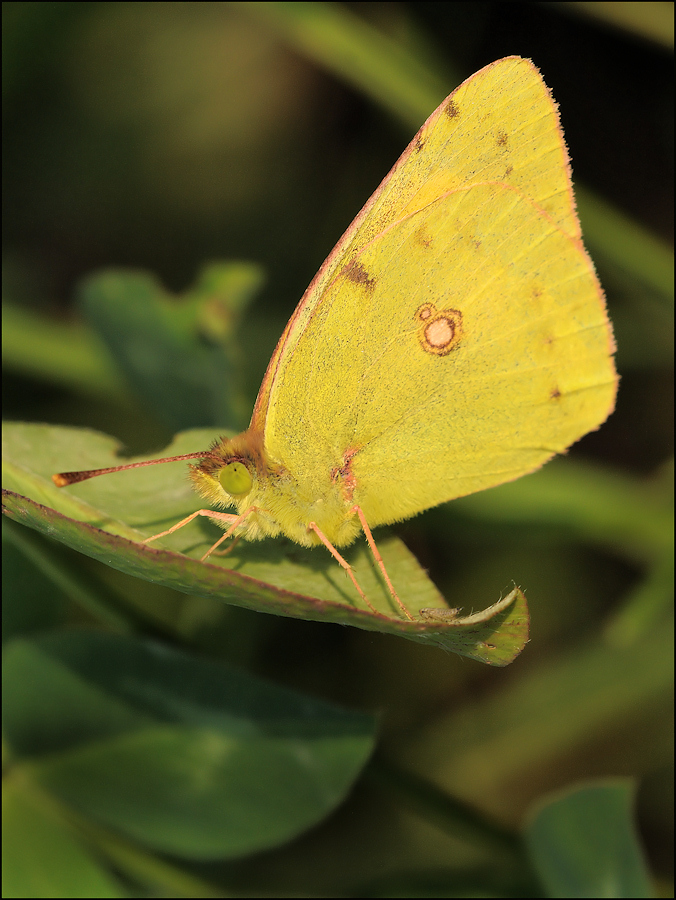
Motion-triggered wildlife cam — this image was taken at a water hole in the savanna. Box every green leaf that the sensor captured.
[3,776,124,899]
[3,630,377,755]
[451,458,673,562]
[575,186,674,305]
[2,520,71,642]
[2,422,529,665]
[1,302,126,401]
[28,729,369,859]
[77,263,265,432]
[524,780,654,898]
[401,628,673,823]
[5,630,377,860]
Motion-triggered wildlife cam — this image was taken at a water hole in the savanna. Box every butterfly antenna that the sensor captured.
[52,451,212,487]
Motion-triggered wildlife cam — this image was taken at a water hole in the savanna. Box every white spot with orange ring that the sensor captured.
[414,303,463,355]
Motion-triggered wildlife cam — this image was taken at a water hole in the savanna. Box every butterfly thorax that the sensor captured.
[188,428,363,548]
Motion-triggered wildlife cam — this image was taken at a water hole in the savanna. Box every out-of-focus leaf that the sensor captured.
[2,302,125,400]
[4,630,377,859]
[243,1,450,128]
[3,776,124,899]
[524,779,654,898]
[576,186,674,305]
[450,458,673,562]
[567,2,674,49]
[78,262,265,432]
[401,628,673,823]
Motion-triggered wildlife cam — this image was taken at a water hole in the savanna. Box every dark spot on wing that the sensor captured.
[445,99,459,119]
[340,260,376,292]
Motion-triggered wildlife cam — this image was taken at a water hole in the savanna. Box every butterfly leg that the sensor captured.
[308,521,381,616]
[199,507,257,561]
[352,506,415,621]
[211,534,242,557]
[143,509,244,561]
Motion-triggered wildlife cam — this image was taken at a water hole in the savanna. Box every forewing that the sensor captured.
[252,57,578,431]
[258,56,616,527]
[263,181,616,526]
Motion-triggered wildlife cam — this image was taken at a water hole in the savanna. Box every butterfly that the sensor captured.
[54,57,617,621]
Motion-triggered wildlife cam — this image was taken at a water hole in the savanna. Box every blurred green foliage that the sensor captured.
[2,2,673,896]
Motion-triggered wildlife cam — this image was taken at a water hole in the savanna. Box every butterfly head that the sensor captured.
[188,427,268,511]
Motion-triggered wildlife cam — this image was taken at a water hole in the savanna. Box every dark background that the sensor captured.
[3,2,673,893]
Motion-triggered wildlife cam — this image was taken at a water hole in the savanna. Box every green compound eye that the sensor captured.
[219,461,253,497]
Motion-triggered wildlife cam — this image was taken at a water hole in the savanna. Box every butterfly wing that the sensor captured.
[252,57,580,430]
[254,57,617,533]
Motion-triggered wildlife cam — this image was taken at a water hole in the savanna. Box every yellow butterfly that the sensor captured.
[54,57,617,621]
